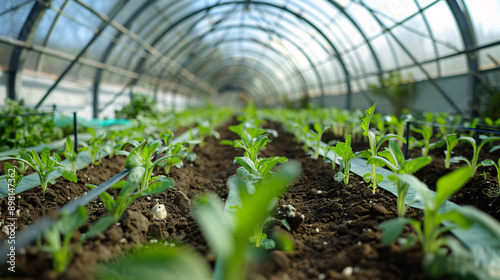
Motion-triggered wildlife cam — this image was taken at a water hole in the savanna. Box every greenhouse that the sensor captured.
[1,0,500,279]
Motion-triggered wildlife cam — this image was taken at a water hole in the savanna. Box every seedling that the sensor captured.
[330,135,356,185]
[40,206,88,273]
[0,147,77,192]
[379,168,500,278]
[453,136,500,177]
[1,162,23,188]
[234,156,288,183]
[360,103,405,193]
[379,168,472,253]
[81,128,106,165]
[116,137,182,192]
[96,162,301,280]
[157,131,185,174]
[444,134,459,169]
[62,136,85,175]
[412,125,433,157]
[368,140,430,217]
[307,122,327,160]
[480,158,499,188]
[87,166,174,223]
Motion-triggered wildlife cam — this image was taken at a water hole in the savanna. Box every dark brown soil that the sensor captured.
[4,119,497,279]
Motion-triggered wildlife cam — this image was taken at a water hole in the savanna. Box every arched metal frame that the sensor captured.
[0,0,498,117]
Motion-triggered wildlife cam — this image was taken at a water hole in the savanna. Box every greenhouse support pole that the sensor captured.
[7,0,53,101]
[447,0,480,118]
[35,0,129,109]
[73,112,78,154]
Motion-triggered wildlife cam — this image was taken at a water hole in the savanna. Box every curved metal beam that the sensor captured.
[92,0,157,118]
[175,37,308,96]
[133,1,352,108]
[35,1,128,109]
[446,0,479,117]
[7,0,52,101]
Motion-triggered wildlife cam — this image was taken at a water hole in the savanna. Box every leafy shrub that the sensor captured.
[115,93,158,119]
[0,99,63,151]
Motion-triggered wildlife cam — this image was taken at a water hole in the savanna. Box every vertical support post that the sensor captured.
[73,112,78,153]
[404,121,411,159]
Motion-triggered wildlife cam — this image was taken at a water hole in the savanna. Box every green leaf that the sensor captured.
[193,194,233,257]
[361,103,377,135]
[437,210,472,229]
[97,247,212,280]
[65,136,73,154]
[82,215,115,240]
[143,176,174,195]
[455,206,500,243]
[480,159,496,167]
[219,140,234,146]
[379,217,411,244]
[435,167,471,208]
[313,123,323,134]
[124,141,146,169]
[61,170,77,183]
[401,156,432,175]
[234,157,258,175]
[57,206,88,236]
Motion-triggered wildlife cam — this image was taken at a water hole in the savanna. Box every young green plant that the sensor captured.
[330,135,356,185]
[367,140,430,217]
[116,137,183,192]
[412,124,433,157]
[87,165,174,223]
[1,162,23,188]
[155,131,185,174]
[96,162,301,280]
[62,136,84,175]
[0,147,77,192]
[379,168,471,254]
[444,134,459,169]
[308,122,327,160]
[453,136,500,177]
[81,128,105,165]
[360,103,405,193]
[39,206,88,273]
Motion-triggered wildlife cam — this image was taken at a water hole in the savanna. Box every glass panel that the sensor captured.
[464,0,500,45]
[424,1,464,55]
[0,1,34,38]
[479,45,500,70]
[363,0,418,24]
[439,55,467,76]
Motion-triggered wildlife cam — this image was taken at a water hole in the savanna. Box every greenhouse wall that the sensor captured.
[305,74,476,115]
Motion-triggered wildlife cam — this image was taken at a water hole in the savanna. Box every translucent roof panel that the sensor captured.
[0,0,499,114]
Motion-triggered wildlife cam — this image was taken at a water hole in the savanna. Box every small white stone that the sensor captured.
[87,177,90,181]
[170,243,176,247]
[317,190,322,194]
[301,214,305,219]
[17,196,21,199]
[120,238,127,243]
[323,241,328,245]
[152,203,167,220]
[99,202,102,205]
[150,239,158,243]
[2,225,9,235]
[357,241,362,245]
[318,273,325,280]
[15,209,20,217]
[315,228,320,233]
[68,197,71,200]
[147,196,152,201]
[84,192,88,195]
[342,266,354,276]
[116,222,121,226]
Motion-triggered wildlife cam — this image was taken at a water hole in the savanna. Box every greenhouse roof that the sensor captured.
[1,0,499,117]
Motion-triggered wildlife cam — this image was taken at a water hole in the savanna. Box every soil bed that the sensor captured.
[2,120,442,279]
